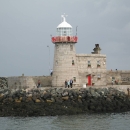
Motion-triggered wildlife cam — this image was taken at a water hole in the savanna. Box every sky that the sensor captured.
[0,0,130,76]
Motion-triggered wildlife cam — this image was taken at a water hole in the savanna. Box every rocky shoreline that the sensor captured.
[0,87,130,117]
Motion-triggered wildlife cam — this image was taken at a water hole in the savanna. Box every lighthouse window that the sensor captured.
[97,74,101,80]
[70,45,73,51]
[56,60,58,65]
[73,77,76,82]
[63,31,66,36]
[88,61,91,67]
[72,60,74,65]
[97,61,100,67]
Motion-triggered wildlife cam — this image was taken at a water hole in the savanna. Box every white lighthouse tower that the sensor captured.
[51,14,79,87]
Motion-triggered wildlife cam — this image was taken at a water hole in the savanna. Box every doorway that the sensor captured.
[87,75,91,86]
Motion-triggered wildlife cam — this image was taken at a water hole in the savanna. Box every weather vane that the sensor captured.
[61,13,68,22]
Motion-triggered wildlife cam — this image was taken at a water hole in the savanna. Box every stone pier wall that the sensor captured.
[7,76,52,89]
[106,70,130,85]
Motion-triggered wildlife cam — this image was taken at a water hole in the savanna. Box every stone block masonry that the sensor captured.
[106,70,130,85]
[7,76,52,89]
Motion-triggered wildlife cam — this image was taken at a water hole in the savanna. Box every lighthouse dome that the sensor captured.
[57,14,72,28]
[57,21,72,28]
[57,15,72,36]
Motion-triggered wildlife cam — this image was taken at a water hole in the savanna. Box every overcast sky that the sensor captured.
[0,0,130,76]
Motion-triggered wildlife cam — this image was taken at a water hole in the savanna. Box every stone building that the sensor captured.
[51,15,107,87]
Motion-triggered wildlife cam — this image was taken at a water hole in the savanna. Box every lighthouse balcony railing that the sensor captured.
[51,36,78,43]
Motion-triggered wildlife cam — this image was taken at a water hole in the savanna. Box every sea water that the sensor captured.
[0,112,130,130]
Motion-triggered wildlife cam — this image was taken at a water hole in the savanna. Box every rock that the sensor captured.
[90,89,97,97]
[19,97,22,101]
[0,93,4,98]
[57,93,62,97]
[3,86,7,89]
[72,91,78,97]
[106,98,112,102]
[89,105,95,111]
[50,88,56,95]
[95,88,102,93]
[70,95,74,99]
[43,93,51,99]
[62,96,69,100]
[80,93,87,99]
[32,96,37,101]
[95,106,102,112]
[99,91,104,96]
[35,99,41,103]
[46,99,53,103]
[95,92,100,97]
[56,88,63,94]
[78,95,82,99]
[51,97,55,102]
[11,89,16,94]
[15,99,21,103]
[21,97,26,102]
[26,94,32,97]
[102,88,108,95]
[62,91,68,97]
[79,88,87,93]
[51,93,57,97]
[55,97,63,103]
[68,90,73,96]
[0,89,4,94]
[26,97,32,102]
[78,99,82,103]
[8,97,13,102]
[87,93,92,97]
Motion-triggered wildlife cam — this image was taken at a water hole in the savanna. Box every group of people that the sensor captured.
[65,79,73,88]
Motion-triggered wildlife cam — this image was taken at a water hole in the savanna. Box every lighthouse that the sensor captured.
[51,14,80,87]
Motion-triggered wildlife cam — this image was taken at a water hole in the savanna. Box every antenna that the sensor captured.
[76,26,78,36]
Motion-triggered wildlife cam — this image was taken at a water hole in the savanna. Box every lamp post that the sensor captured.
[47,45,50,75]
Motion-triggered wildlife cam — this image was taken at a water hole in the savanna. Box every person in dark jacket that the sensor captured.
[37,80,41,88]
[65,79,67,88]
[70,79,73,88]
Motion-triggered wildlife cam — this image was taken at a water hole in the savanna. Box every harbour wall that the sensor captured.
[0,70,130,92]
[7,76,52,89]
[106,70,130,85]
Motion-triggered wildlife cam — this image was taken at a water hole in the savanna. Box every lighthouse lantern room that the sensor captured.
[52,15,78,43]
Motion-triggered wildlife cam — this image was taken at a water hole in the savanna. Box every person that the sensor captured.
[37,80,41,88]
[70,79,73,88]
[67,80,70,88]
[50,69,53,76]
[112,80,114,85]
[65,79,67,88]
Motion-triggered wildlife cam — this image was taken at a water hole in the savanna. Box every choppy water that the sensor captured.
[0,112,130,130]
